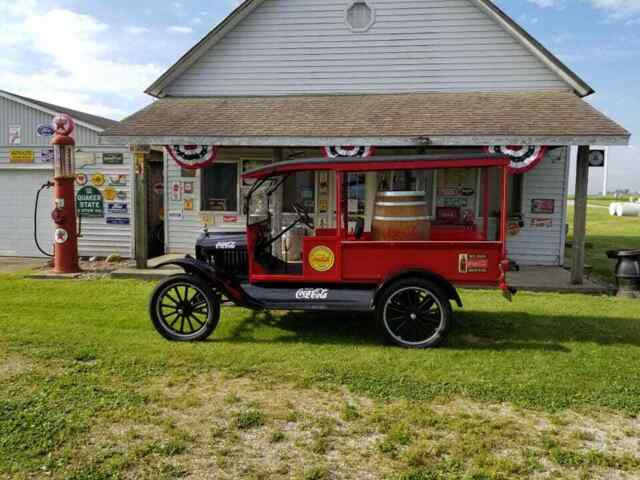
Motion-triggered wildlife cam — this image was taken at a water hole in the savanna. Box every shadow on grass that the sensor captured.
[212,308,640,352]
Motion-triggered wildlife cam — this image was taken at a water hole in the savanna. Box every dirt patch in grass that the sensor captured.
[0,355,32,381]
[64,374,640,480]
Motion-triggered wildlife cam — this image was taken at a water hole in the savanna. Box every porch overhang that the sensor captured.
[101,91,631,147]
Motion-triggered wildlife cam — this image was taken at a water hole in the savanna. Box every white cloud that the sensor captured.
[528,0,640,21]
[166,25,193,34]
[0,1,161,119]
[125,26,150,36]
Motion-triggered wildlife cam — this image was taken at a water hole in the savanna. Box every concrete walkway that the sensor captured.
[110,254,183,280]
[507,266,613,295]
[0,257,48,274]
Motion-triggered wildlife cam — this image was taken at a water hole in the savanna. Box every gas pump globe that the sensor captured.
[50,114,80,273]
[52,115,76,177]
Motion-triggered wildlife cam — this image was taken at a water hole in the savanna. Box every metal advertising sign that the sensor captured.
[9,150,34,163]
[308,246,336,272]
[458,254,489,274]
[9,125,21,145]
[76,186,104,218]
[103,153,124,165]
[37,124,55,137]
[38,148,54,164]
[107,203,128,215]
[531,199,555,215]
[106,217,130,225]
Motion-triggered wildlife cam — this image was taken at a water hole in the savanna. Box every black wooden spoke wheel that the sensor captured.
[150,274,220,342]
[377,278,451,349]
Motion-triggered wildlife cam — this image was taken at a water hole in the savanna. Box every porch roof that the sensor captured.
[102,91,630,147]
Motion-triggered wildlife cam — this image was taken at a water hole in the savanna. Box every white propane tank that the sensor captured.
[609,203,621,216]
[616,203,640,217]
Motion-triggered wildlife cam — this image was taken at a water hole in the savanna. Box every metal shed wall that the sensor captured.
[0,95,133,258]
[165,0,569,96]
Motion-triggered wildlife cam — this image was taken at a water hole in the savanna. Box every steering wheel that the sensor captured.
[292,202,314,229]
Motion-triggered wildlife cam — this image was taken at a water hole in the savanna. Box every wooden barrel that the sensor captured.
[372,191,431,241]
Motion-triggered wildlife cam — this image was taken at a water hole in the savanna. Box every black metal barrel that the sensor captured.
[607,250,640,299]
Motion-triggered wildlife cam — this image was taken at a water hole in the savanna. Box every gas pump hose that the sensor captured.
[34,182,55,257]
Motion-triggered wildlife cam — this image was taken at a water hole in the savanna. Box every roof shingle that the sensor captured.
[103,91,629,141]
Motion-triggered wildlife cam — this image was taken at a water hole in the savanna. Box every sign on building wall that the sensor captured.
[37,124,55,137]
[9,150,34,163]
[8,125,21,145]
[76,186,104,218]
[103,153,124,165]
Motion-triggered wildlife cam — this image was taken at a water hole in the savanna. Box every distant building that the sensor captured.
[0,90,133,258]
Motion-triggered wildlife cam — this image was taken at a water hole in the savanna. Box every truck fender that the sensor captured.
[373,268,463,308]
[154,257,258,308]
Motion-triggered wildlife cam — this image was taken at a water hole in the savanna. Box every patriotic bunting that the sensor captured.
[486,145,547,175]
[321,146,375,158]
[165,145,218,170]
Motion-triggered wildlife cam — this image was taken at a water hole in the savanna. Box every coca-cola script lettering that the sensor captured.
[295,289,329,300]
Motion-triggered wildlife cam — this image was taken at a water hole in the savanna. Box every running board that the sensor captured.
[241,283,376,312]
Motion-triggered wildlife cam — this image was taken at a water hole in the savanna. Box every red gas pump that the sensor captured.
[51,114,80,274]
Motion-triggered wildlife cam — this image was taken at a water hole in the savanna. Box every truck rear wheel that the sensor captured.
[376,278,451,349]
[150,274,220,342]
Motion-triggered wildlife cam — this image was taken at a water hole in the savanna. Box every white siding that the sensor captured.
[165,0,568,96]
[507,147,569,266]
[75,148,135,258]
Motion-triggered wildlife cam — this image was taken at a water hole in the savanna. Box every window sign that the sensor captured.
[77,186,104,218]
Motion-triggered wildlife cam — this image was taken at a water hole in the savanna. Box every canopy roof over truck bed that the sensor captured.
[242,154,510,180]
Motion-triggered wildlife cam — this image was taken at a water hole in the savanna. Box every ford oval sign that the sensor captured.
[37,124,55,137]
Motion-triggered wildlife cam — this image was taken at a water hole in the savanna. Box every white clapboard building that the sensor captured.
[0,90,134,258]
[103,0,630,269]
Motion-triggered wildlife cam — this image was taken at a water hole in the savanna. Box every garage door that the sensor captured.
[0,169,55,257]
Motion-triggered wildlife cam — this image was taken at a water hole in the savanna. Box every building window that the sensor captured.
[345,1,375,32]
[202,163,238,212]
[509,174,524,215]
[283,172,316,213]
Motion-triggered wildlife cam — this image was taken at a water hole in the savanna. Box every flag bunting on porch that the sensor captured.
[321,146,375,158]
[486,146,547,175]
[165,145,218,170]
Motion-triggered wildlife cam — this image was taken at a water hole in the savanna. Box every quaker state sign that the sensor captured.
[76,186,104,218]
[309,246,336,273]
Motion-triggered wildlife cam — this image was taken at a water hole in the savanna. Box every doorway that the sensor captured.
[146,150,165,258]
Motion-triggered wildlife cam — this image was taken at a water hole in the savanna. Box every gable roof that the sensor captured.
[0,90,117,131]
[145,0,594,98]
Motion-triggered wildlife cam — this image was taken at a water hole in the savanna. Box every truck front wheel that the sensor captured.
[150,274,220,342]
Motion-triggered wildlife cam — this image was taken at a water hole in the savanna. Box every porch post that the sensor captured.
[571,145,590,285]
[133,149,149,269]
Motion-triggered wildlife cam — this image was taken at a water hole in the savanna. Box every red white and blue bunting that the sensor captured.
[486,145,547,175]
[321,146,375,159]
[165,145,218,170]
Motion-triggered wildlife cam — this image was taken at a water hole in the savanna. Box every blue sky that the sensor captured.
[0,0,638,192]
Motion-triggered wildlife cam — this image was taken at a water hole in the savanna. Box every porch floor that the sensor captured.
[111,256,614,295]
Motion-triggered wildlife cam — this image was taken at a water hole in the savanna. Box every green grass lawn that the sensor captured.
[567,202,639,283]
[2,274,640,479]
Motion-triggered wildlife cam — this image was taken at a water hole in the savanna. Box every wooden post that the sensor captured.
[571,145,590,285]
[134,151,148,269]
